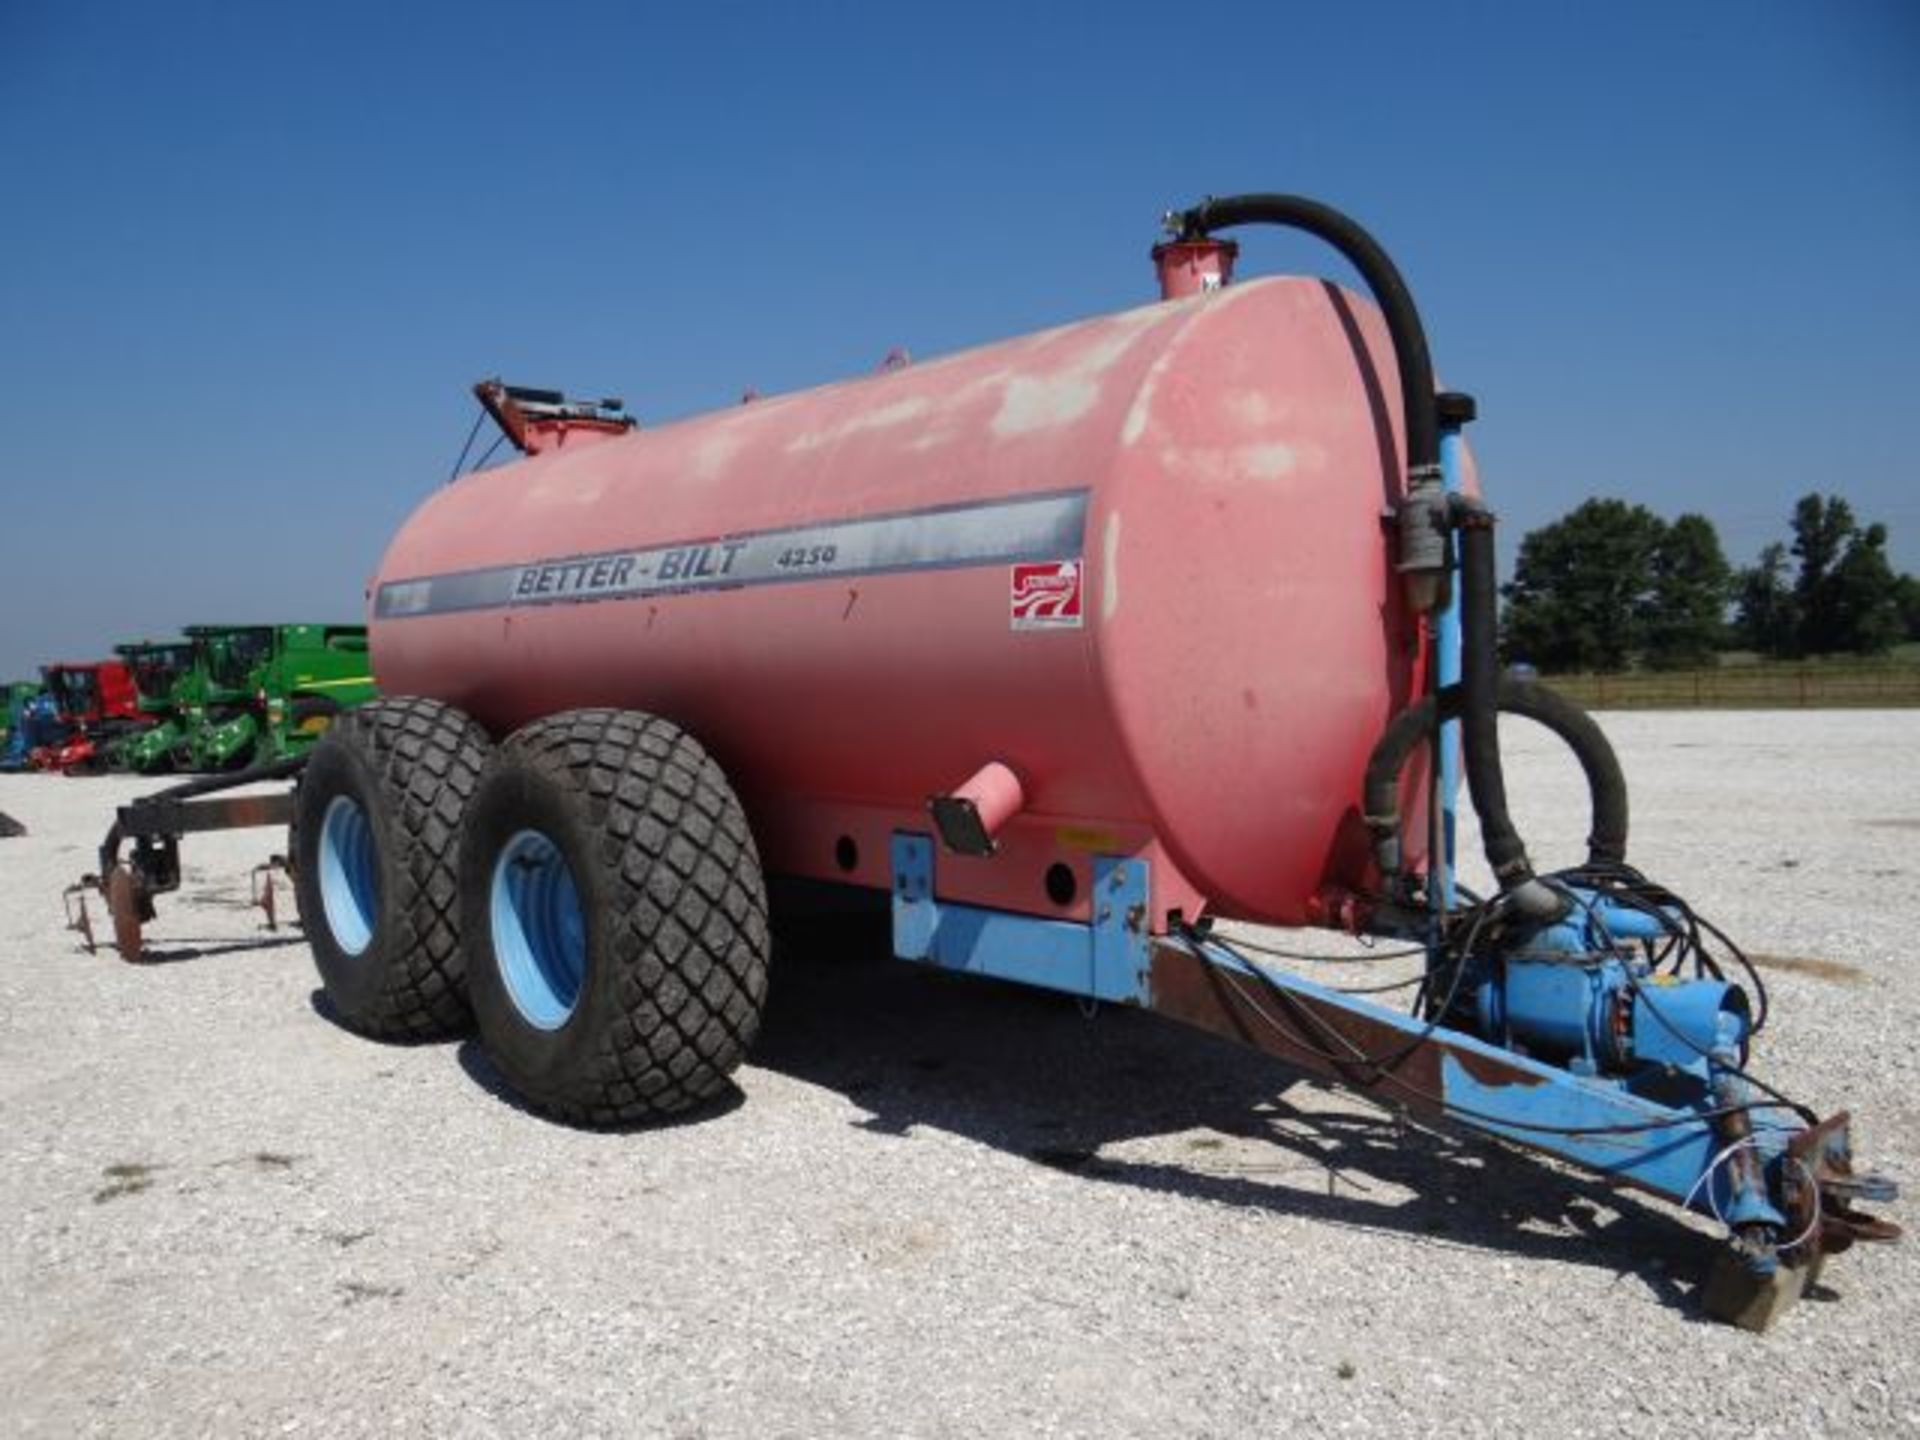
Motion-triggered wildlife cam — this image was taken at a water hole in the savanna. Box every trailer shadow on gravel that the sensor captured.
[135,934,308,965]
[452,1038,749,1131]
[303,991,752,1128]
[72,931,309,965]
[750,918,1771,1321]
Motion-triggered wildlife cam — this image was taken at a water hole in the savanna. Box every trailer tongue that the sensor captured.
[65,191,1897,1328]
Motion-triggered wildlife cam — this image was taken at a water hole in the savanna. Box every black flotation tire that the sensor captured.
[294,697,492,1040]
[460,707,771,1127]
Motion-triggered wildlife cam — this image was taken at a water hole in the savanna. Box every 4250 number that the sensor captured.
[775,544,839,570]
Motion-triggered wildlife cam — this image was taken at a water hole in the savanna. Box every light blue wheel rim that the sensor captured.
[318,795,379,956]
[490,829,587,1031]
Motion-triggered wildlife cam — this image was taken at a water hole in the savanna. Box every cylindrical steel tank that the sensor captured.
[370,276,1430,927]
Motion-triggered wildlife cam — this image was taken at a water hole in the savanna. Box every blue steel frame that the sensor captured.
[886,831,1793,1224]
[1433,422,1467,909]
[891,833,1151,1004]
[1176,932,1795,1213]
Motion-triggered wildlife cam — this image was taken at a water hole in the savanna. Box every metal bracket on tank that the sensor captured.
[889,832,1152,1005]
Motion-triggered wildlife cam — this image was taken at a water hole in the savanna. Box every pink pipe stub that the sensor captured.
[1151,238,1238,299]
[929,760,1026,857]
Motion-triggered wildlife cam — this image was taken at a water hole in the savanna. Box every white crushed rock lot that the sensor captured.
[2,709,1917,1436]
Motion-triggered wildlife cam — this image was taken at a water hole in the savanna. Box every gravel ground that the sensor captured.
[3,709,1917,1437]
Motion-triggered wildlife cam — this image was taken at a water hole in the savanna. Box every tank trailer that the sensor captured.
[68,193,1897,1328]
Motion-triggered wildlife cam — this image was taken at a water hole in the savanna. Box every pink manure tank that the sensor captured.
[369,271,1433,930]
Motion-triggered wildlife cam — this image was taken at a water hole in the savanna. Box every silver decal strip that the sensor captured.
[374,489,1090,619]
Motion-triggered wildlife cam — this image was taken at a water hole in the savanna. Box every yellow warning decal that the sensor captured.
[1055,825,1123,852]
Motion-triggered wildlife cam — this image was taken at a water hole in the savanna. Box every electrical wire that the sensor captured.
[1176,903,1483,1071]
[1682,1137,1823,1252]
[1581,902,1817,1126]
[470,431,510,472]
[1206,931,1430,965]
[1326,973,1430,996]
[1174,856,1817,1137]
[447,408,486,483]
[1188,937,1802,1137]
[1557,859,1771,1034]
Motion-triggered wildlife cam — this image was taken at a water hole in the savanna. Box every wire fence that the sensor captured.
[1544,664,1920,711]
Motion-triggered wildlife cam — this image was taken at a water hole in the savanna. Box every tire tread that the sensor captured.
[319,697,490,1039]
[490,708,769,1124]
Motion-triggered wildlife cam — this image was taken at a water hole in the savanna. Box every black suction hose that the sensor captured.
[1173,192,1550,911]
[1454,499,1541,896]
[1362,677,1629,888]
[1173,194,1436,472]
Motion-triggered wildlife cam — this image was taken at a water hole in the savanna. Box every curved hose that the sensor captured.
[1172,193,1437,472]
[1453,499,1549,905]
[1362,676,1628,889]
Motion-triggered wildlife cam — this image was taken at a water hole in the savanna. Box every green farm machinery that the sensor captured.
[111,642,200,774]
[179,624,377,770]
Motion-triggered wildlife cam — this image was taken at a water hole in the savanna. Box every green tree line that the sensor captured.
[1500,493,1920,674]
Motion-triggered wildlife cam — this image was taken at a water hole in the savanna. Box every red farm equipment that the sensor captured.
[66,192,1896,1328]
[33,660,145,774]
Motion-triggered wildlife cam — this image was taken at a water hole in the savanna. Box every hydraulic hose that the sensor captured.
[1362,676,1629,888]
[1171,193,1437,473]
[1454,498,1555,908]
[1170,192,1548,913]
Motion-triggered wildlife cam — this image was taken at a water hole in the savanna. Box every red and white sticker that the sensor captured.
[1011,560,1084,630]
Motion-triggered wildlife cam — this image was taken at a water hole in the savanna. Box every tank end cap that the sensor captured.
[929,795,997,858]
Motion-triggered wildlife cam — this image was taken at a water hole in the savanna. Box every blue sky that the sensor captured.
[1,1,1915,676]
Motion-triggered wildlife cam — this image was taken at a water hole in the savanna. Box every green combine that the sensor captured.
[180,624,377,770]
[111,642,199,773]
